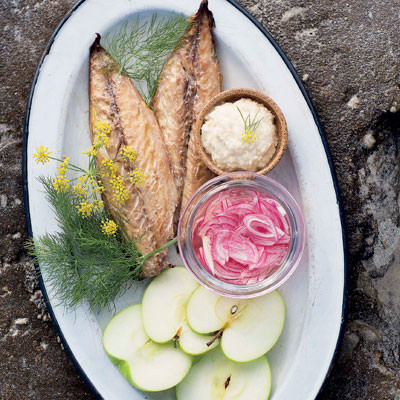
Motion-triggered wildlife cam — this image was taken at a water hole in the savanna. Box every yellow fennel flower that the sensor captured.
[79,174,90,183]
[52,157,70,193]
[120,146,136,163]
[101,218,118,236]
[101,158,117,175]
[129,169,146,186]
[57,157,70,176]
[110,174,129,204]
[93,185,105,195]
[95,121,111,134]
[73,174,103,198]
[52,175,70,193]
[93,199,104,210]
[72,184,88,198]
[93,132,109,149]
[83,147,98,157]
[83,132,110,157]
[72,176,88,198]
[76,201,94,218]
[241,129,259,144]
[33,146,52,164]
[237,106,262,145]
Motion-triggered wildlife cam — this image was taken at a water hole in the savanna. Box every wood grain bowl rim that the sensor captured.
[193,88,288,175]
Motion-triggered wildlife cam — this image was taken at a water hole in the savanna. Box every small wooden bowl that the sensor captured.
[194,88,288,175]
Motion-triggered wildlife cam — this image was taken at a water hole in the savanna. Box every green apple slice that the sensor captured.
[103,304,147,364]
[179,322,219,356]
[142,267,199,343]
[187,286,240,334]
[128,341,191,392]
[176,348,272,400]
[141,266,218,355]
[186,287,285,362]
[103,304,192,391]
[221,291,285,362]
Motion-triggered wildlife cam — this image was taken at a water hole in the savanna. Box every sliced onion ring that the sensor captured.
[193,188,291,285]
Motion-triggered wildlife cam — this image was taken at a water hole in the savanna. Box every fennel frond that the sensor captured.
[27,177,143,311]
[237,106,263,144]
[104,14,189,104]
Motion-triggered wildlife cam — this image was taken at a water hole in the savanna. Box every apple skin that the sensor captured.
[178,322,219,356]
[128,342,192,392]
[142,266,218,356]
[103,313,143,390]
[141,266,199,343]
[186,287,285,363]
[186,286,231,334]
[103,277,284,393]
[221,291,285,363]
[103,303,192,392]
[128,354,192,392]
[104,354,191,393]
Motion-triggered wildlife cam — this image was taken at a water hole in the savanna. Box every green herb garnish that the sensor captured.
[237,106,263,144]
[27,177,177,311]
[104,14,189,104]
[29,124,176,311]
[27,177,140,311]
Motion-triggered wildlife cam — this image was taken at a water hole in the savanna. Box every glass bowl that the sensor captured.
[178,172,305,298]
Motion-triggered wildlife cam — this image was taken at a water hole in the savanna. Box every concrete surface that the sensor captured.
[0,0,399,399]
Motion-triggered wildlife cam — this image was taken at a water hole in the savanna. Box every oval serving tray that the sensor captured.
[23,0,347,399]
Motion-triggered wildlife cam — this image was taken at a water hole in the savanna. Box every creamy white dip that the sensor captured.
[201,98,277,172]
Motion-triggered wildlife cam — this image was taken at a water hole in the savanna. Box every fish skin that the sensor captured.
[151,19,197,209]
[110,73,179,246]
[153,0,223,212]
[89,36,177,277]
[181,0,223,208]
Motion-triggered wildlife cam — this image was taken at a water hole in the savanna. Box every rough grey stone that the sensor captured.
[0,0,399,399]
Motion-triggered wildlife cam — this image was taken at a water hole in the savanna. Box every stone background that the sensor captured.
[0,0,399,399]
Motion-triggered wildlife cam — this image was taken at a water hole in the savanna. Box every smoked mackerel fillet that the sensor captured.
[153,0,223,211]
[89,36,178,277]
[151,18,197,206]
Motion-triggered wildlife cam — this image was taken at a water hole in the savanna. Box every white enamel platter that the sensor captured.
[23,0,347,399]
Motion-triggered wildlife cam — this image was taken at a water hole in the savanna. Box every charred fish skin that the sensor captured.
[181,0,223,208]
[89,36,177,277]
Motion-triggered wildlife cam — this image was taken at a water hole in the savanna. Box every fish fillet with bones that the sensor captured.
[89,1,222,276]
[153,0,223,211]
[89,36,178,277]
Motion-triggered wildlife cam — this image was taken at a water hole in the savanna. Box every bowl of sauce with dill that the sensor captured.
[193,88,288,175]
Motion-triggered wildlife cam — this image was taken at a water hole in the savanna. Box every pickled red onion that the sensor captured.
[192,188,291,285]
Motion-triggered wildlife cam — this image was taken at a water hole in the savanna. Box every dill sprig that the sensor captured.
[237,106,263,144]
[30,124,178,311]
[27,177,144,311]
[104,14,189,104]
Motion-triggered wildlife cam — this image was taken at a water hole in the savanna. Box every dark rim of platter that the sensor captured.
[22,0,348,399]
